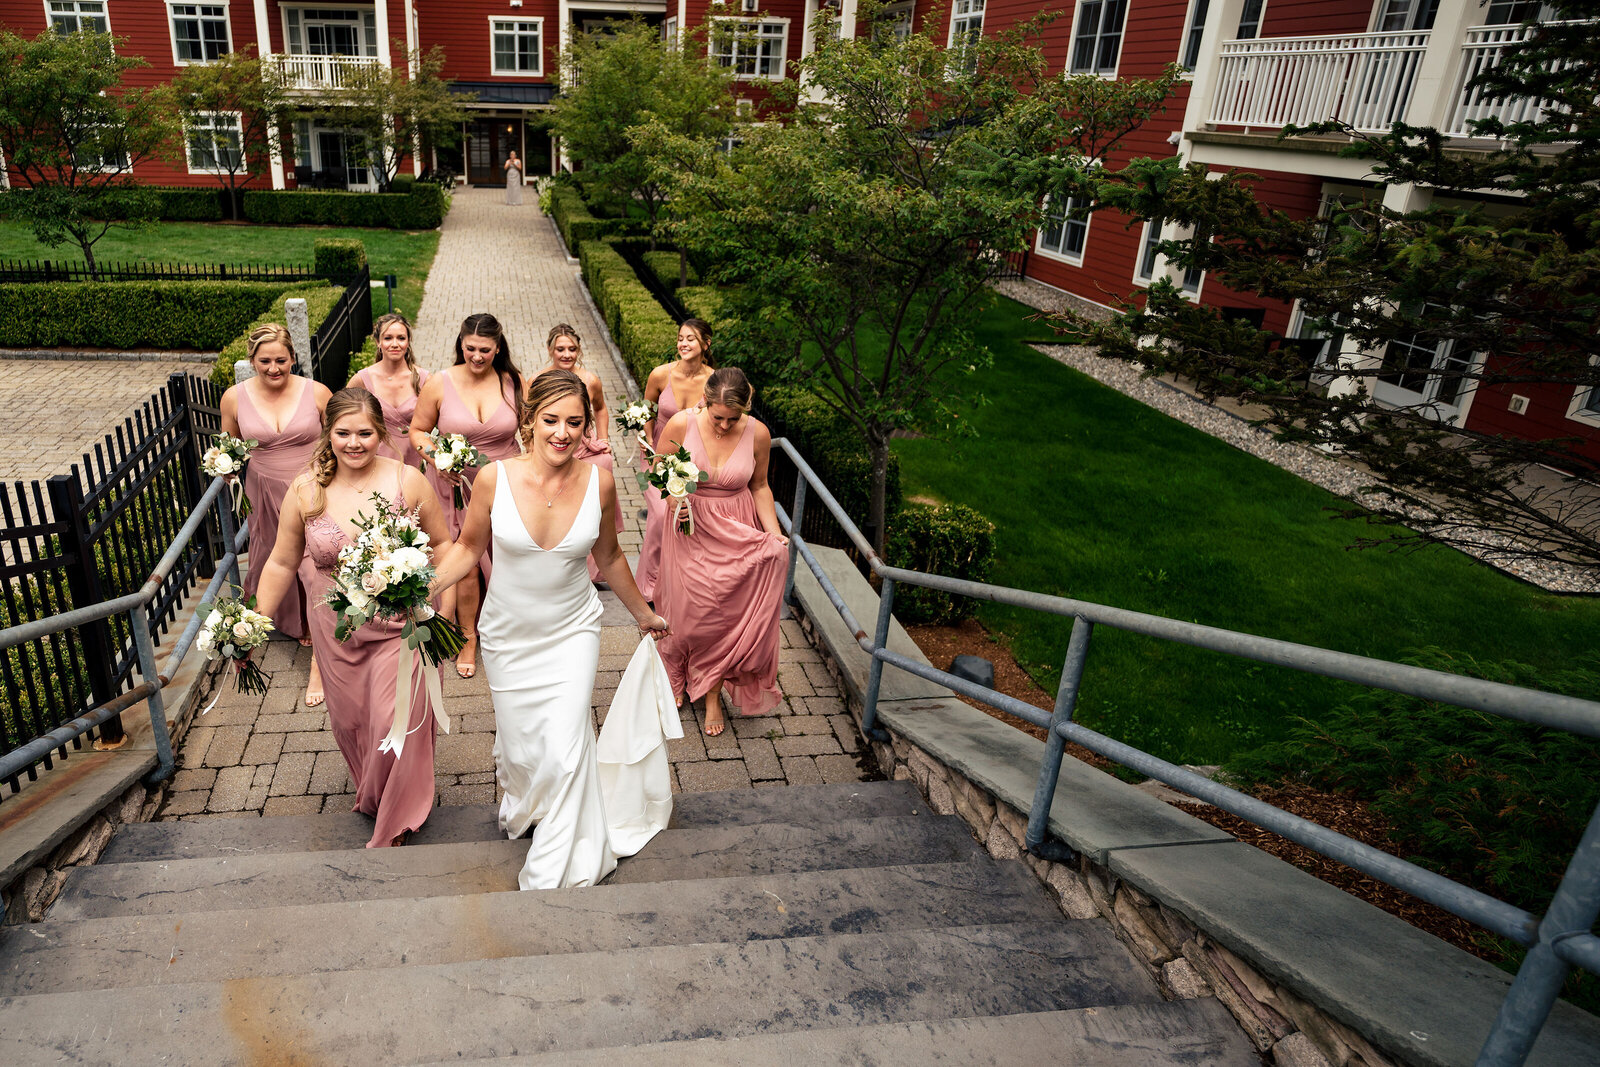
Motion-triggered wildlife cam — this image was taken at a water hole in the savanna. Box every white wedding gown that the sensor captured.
[479,462,617,890]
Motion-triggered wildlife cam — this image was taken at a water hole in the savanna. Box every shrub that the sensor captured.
[151,186,226,221]
[314,238,367,280]
[242,184,447,229]
[346,336,379,377]
[885,503,997,625]
[208,284,342,386]
[578,239,678,386]
[642,250,698,291]
[389,174,417,193]
[549,184,619,254]
[0,281,293,351]
[762,386,902,533]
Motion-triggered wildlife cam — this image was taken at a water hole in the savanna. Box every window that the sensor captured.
[1037,195,1091,263]
[1181,0,1209,70]
[1374,0,1438,33]
[882,1,914,42]
[663,16,678,47]
[711,20,787,80]
[284,8,378,57]
[1135,219,1163,282]
[186,111,243,172]
[491,19,543,75]
[171,4,231,64]
[949,0,983,48]
[1069,0,1127,75]
[47,0,108,33]
[73,126,129,171]
[1235,0,1264,39]
[1485,2,1555,23]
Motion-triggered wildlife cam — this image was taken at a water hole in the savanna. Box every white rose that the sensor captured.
[433,451,456,472]
[205,610,223,629]
[212,452,236,475]
[231,621,253,640]
[196,629,215,652]
[361,571,388,595]
[681,462,701,481]
[390,546,428,574]
[347,588,371,611]
[665,475,688,497]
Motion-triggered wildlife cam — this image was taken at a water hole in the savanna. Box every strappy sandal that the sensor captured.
[456,631,478,679]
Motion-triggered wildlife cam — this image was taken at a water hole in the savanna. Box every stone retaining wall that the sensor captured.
[1,781,160,923]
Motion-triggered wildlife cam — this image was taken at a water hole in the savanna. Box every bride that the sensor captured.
[433,369,669,889]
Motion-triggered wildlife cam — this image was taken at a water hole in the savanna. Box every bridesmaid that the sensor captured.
[539,324,621,584]
[219,324,331,707]
[637,318,714,602]
[254,389,449,848]
[654,367,788,736]
[349,312,429,469]
[409,312,523,679]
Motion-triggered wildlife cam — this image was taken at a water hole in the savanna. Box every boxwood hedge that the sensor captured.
[0,281,294,351]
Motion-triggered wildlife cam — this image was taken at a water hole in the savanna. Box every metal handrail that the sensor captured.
[770,436,1600,1067]
[0,475,246,789]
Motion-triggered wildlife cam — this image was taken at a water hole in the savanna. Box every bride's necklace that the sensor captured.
[531,463,571,508]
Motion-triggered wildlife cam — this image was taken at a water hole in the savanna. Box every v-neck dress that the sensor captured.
[636,374,698,602]
[655,416,786,716]
[237,378,320,640]
[354,366,430,469]
[428,369,521,581]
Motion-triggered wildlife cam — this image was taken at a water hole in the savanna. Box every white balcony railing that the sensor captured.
[1443,23,1559,137]
[1209,32,1430,135]
[272,53,385,91]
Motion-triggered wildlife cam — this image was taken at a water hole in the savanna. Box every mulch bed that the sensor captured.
[903,617,1501,965]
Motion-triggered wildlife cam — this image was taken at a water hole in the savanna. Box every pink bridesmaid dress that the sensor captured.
[237,378,320,640]
[655,416,787,716]
[355,366,430,469]
[302,477,436,848]
[573,434,623,582]
[636,379,687,601]
[429,372,521,579]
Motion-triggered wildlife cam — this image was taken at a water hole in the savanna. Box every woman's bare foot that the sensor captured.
[304,652,324,708]
[702,689,726,737]
[456,631,478,679]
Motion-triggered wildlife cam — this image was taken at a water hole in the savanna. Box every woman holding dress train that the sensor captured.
[432,369,668,889]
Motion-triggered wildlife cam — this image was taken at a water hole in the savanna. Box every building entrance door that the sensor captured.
[466,119,522,186]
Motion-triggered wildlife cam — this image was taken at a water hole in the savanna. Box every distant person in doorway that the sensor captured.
[504,152,523,205]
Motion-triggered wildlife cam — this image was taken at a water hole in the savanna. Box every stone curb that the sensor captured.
[0,348,218,364]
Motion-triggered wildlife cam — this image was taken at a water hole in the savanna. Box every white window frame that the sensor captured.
[882,0,914,42]
[73,123,131,172]
[710,18,789,82]
[947,0,983,48]
[1179,0,1209,71]
[1035,194,1092,266]
[1133,218,1163,285]
[664,15,679,48]
[168,2,233,66]
[45,0,109,34]
[282,6,379,58]
[1067,0,1128,77]
[1235,0,1265,40]
[185,110,244,173]
[1565,362,1600,427]
[489,17,544,77]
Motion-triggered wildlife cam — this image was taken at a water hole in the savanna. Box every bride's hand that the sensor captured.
[638,613,669,638]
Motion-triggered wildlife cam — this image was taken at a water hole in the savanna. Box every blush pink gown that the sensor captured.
[355,366,430,469]
[429,371,522,582]
[573,434,623,583]
[655,416,787,716]
[237,378,320,640]
[302,477,437,849]
[636,378,688,602]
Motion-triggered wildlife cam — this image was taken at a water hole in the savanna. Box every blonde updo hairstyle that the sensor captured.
[519,368,593,452]
[303,388,390,519]
[247,323,297,369]
[703,366,754,414]
[546,322,583,368]
[371,312,422,393]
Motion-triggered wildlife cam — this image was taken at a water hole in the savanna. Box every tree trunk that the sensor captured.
[678,249,688,289]
[80,235,98,281]
[868,429,891,559]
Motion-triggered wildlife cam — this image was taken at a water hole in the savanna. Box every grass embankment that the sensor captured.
[0,222,440,325]
[890,295,1600,766]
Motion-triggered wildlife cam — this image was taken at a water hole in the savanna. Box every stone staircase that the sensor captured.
[0,781,1259,1064]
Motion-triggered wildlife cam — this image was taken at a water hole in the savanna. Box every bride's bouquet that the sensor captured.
[324,496,463,756]
[422,430,484,509]
[639,446,708,535]
[201,432,257,516]
[615,400,657,465]
[196,594,273,697]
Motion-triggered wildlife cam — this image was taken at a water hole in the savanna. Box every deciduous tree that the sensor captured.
[311,47,470,192]
[170,48,289,219]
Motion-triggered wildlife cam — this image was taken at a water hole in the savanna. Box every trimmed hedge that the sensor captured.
[550,185,620,254]
[0,281,294,351]
[242,183,448,229]
[579,239,679,387]
[345,336,379,377]
[208,284,343,386]
[885,503,997,625]
[151,186,228,221]
[642,250,699,291]
[314,238,367,279]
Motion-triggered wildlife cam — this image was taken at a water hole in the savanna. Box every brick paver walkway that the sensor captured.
[160,187,872,821]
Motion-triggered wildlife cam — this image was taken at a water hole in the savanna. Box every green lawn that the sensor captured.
[0,221,440,323]
[891,295,1600,765]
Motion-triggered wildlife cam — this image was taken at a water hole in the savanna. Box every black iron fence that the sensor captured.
[309,268,373,387]
[0,259,321,284]
[0,373,224,798]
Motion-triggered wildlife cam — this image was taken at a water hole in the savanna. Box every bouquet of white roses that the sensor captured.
[615,399,657,467]
[422,429,485,509]
[639,445,709,535]
[196,594,273,696]
[202,432,257,516]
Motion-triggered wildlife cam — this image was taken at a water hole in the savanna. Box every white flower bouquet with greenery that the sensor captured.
[422,429,485,509]
[639,445,709,535]
[202,431,257,515]
[616,399,657,465]
[196,594,273,696]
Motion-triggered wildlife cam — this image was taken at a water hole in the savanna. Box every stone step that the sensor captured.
[0,922,1163,1065]
[49,816,981,919]
[98,781,926,864]
[422,1000,1261,1066]
[1,860,1054,996]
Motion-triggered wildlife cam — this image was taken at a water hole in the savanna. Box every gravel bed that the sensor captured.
[995,278,1596,593]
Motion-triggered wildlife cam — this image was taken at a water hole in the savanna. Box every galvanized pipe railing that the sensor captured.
[0,476,246,789]
[771,437,1600,1067]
